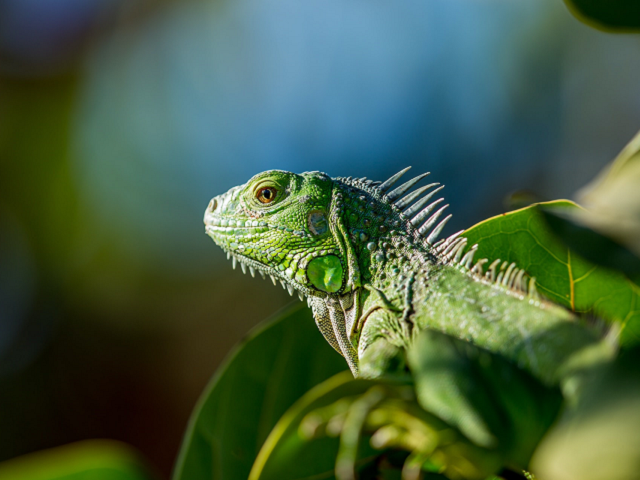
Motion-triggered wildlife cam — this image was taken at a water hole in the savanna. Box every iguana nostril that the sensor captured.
[208,198,218,212]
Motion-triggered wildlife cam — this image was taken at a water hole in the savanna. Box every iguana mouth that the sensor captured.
[204,220,269,237]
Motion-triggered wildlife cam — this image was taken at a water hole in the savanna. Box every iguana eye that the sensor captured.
[256,187,277,204]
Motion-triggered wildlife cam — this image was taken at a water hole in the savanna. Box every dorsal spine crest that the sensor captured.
[337,167,540,302]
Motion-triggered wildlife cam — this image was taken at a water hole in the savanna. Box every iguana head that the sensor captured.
[204,170,339,298]
[204,168,452,302]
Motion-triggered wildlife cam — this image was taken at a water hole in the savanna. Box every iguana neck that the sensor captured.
[311,180,443,373]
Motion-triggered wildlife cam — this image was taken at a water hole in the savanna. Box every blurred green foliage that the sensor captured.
[533,344,640,480]
[563,0,640,30]
[0,440,153,480]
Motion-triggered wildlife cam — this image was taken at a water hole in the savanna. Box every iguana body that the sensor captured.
[203,168,616,477]
[204,169,609,383]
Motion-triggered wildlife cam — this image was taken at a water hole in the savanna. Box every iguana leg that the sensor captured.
[407,329,562,469]
[357,292,412,379]
[358,336,405,379]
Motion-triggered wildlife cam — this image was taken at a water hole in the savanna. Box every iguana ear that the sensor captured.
[328,186,361,293]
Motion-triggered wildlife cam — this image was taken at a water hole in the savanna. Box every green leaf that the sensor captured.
[172,304,348,480]
[248,373,384,480]
[0,440,153,480]
[539,209,640,285]
[461,201,640,346]
[563,0,640,31]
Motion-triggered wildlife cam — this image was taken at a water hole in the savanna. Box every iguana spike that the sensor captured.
[259,270,265,279]
[442,240,464,263]
[496,260,511,285]
[410,198,445,227]
[441,237,465,257]
[508,269,520,290]
[502,263,516,286]
[426,214,452,244]
[378,166,411,193]
[452,240,467,263]
[249,266,256,277]
[241,263,247,275]
[287,284,295,296]
[270,275,277,285]
[514,269,526,291]
[511,269,522,289]
[394,184,436,211]
[227,251,231,260]
[402,185,443,218]
[232,256,237,270]
[486,259,501,282]
[386,173,430,202]
[528,277,539,298]
[430,239,445,250]
[461,245,478,269]
[298,292,304,302]
[471,258,488,275]
[436,230,464,254]
[417,205,448,237]
[496,261,508,284]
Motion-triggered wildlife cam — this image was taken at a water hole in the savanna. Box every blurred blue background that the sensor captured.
[1,0,639,476]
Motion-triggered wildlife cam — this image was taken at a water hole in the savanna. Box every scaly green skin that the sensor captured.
[204,169,612,392]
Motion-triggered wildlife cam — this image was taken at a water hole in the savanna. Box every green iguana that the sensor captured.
[203,168,618,479]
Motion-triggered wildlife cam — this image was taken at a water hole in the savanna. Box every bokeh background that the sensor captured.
[1,0,639,477]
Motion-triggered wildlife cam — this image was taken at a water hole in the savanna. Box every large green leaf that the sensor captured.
[0,440,153,480]
[461,201,640,346]
[563,0,640,31]
[172,303,347,480]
